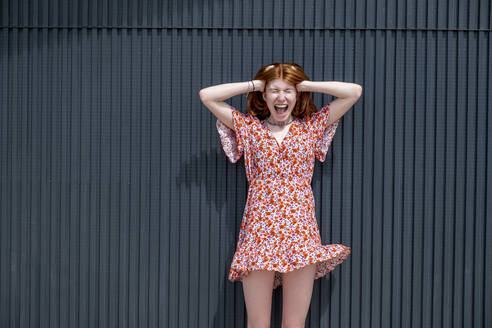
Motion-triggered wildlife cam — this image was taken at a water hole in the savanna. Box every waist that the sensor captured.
[251,175,311,186]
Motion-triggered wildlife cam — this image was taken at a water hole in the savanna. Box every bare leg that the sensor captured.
[281,263,317,328]
[242,269,275,328]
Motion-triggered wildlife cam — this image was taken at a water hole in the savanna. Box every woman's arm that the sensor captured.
[199,80,265,130]
[297,81,362,124]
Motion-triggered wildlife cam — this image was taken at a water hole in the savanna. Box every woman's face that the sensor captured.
[262,78,298,123]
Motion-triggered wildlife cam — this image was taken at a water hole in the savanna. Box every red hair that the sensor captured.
[246,63,317,120]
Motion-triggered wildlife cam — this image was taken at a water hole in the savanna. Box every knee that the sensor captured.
[247,319,270,328]
[281,320,305,328]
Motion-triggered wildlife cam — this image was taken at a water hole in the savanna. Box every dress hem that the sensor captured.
[228,245,351,290]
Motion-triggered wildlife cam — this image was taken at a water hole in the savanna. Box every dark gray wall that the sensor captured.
[0,1,491,327]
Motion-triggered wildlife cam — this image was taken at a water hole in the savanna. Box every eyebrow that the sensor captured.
[267,87,295,90]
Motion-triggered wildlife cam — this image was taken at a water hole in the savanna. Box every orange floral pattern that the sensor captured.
[216,102,351,289]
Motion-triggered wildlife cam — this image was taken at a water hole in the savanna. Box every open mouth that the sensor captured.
[274,105,288,113]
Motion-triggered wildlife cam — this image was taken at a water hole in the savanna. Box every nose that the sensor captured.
[276,92,287,100]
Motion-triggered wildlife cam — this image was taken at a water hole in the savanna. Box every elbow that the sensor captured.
[199,89,208,102]
[355,84,363,98]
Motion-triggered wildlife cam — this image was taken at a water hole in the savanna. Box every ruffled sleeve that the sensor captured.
[310,102,340,162]
[215,105,251,163]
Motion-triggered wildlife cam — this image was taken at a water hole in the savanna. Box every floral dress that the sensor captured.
[216,102,351,289]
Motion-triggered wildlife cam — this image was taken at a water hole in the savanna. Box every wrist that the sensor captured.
[246,81,254,93]
[249,80,264,93]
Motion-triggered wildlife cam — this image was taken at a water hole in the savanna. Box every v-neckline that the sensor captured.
[261,119,297,149]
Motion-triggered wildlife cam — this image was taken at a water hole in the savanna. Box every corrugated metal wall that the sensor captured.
[0,1,490,327]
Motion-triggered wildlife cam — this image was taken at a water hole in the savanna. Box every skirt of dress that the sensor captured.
[228,179,351,289]
[229,242,351,289]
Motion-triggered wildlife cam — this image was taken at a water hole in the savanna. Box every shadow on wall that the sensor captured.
[175,147,249,327]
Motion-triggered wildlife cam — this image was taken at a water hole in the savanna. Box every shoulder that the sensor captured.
[311,103,331,118]
[306,103,332,126]
[230,105,261,127]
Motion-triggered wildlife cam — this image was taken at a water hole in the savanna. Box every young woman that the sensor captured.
[199,63,362,327]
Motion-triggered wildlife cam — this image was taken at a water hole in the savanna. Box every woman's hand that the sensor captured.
[252,80,265,92]
[296,80,311,93]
